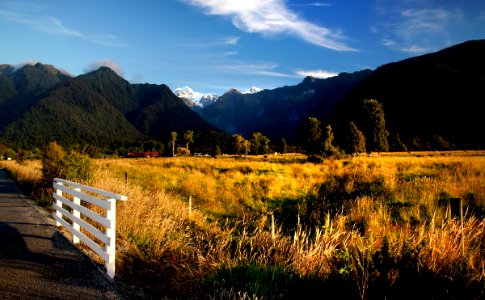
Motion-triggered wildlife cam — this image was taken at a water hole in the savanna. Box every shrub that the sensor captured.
[302,172,388,226]
[176,147,191,157]
[58,152,92,182]
[41,141,66,182]
[211,145,221,158]
[41,141,92,183]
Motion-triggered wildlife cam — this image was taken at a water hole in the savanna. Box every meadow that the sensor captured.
[1,151,484,299]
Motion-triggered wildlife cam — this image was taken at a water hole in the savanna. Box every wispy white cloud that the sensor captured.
[47,16,82,37]
[380,37,433,53]
[216,62,296,78]
[291,2,332,8]
[296,69,338,79]
[0,9,128,47]
[223,51,239,56]
[399,8,463,36]
[176,36,240,49]
[12,60,40,71]
[223,36,240,45]
[84,60,124,77]
[372,4,464,54]
[182,0,355,51]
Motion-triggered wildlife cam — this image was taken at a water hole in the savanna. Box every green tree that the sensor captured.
[251,132,271,155]
[431,135,452,150]
[169,131,178,156]
[184,130,194,151]
[242,139,251,155]
[211,145,221,158]
[301,117,322,155]
[280,138,288,154]
[411,136,422,151]
[391,134,407,152]
[360,99,389,152]
[347,122,366,154]
[233,134,246,155]
[322,125,340,157]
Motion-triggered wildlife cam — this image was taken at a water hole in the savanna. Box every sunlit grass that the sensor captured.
[2,151,484,298]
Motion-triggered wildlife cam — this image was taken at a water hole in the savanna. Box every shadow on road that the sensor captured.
[0,169,122,299]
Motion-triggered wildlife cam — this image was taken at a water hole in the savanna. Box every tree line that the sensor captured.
[1,98,457,160]
[302,98,389,157]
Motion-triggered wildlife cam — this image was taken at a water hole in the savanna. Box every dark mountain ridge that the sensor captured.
[330,39,485,149]
[0,63,71,128]
[1,39,484,152]
[199,69,372,142]
[0,63,217,149]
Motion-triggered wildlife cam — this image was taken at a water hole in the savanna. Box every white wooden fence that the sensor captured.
[52,178,127,279]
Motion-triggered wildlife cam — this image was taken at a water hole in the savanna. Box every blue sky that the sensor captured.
[1,0,484,94]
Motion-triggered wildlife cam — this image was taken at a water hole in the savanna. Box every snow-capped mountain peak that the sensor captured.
[174,86,219,108]
[174,86,203,101]
[243,86,263,94]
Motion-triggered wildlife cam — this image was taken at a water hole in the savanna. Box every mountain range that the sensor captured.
[329,39,485,150]
[0,63,216,149]
[196,39,485,149]
[174,86,220,109]
[0,39,484,152]
[198,70,372,143]
[174,85,263,109]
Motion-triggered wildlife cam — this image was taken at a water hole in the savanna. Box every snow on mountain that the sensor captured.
[174,86,203,102]
[223,86,263,95]
[199,94,220,107]
[243,86,263,94]
[174,86,219,108]
[175,85,263,108]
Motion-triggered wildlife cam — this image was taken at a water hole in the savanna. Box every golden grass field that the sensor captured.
[1,151,484,299]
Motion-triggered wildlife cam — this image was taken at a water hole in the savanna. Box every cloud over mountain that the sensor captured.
[296,69,338,79]
[84,60,124,77]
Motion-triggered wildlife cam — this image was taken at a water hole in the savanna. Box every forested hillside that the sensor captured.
[0,63,217,151]
[329,39,485,150]
[199,70,372,142]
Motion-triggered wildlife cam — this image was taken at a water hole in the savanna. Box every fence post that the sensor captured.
[189,196,192,217]
[52,178,127,279]
[106,198,117,279]
[72,187,81,244]
[460,198,464,256]
[271,213,275,240]
[55,182,63,227]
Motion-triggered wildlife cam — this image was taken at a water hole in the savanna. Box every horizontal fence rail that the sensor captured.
[52,178,127,279]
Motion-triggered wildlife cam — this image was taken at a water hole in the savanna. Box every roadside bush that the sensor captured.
[42,141,66,182]
[34,142,92,208]
[58,151,92,182]
[41,141,92,183]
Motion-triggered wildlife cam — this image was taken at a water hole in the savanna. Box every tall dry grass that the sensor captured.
[2,152,484,298]
[0,160,42,187]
